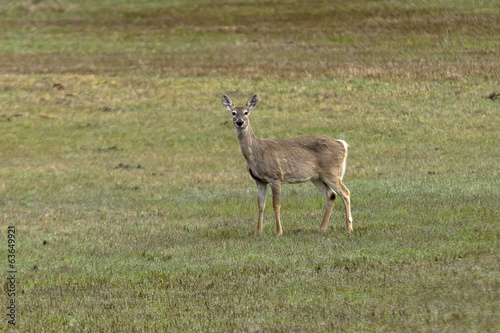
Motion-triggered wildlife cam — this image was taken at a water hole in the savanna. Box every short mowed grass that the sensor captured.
[1,0,499,332]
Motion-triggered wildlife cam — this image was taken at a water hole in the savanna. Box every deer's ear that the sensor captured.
[245,94,258,112]
[222,95,234,112]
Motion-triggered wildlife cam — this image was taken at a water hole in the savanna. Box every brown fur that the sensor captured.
[222,94,352,235]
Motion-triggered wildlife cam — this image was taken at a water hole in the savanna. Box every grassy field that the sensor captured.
[1,0,499,331]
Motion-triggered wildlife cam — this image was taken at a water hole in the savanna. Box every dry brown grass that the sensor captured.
[1,0,499,79]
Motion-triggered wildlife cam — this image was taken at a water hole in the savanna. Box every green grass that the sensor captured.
[1,0,499,332]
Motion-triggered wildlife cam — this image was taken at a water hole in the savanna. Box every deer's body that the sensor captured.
[239,132,347,185]
[222,94,352,236]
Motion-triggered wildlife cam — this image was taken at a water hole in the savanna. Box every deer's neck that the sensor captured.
[237,124,259,165]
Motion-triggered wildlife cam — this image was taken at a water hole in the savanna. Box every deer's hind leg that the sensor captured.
[323,178,352,233]
[312,180,337,232]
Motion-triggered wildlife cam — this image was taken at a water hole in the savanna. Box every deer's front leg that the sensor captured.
[256,182,267,235]
[270,181,283,236]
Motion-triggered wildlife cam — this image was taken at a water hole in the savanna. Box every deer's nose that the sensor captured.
[236,119,244,127]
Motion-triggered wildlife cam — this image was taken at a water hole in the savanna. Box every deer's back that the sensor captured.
[260,135,345,156]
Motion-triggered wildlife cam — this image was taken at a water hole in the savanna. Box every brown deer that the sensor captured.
[222,94,352,236]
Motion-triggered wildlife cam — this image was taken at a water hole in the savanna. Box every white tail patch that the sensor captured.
[337,140,348,180]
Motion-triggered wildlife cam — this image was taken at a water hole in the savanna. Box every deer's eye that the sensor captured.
[244,111,249,116]
[231,111,237,116]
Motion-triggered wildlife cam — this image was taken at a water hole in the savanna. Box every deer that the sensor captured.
[222,94,352,236]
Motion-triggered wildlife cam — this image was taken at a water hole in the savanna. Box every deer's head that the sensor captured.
[222,94,258,134]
